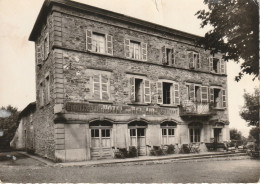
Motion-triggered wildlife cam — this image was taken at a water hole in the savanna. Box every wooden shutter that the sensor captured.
[106,35,113,55]
[41,43,44,61]
[125,39,130,58]
[197,53,201,69]
[37,45,42,66]
[161,46,166,65]
[86,30,92,51]
[144,80,151,103]
[45,32,50,59]
[209,57,213,72]
[209,88,214,104]
[141,42,147,61]
[171,48,176,65]
[130,77,135,102]
[157,81,163,104]
[222,89,226,108]
[201,86,208,103]
[93,74,100,99]
[174,83,180,105]
[189,84,195,102]
[101,74,109,100]
[220,59,225,74]
[189,52,195,69]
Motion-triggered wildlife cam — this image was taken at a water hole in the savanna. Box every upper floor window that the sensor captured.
[39,82,44,107]
[188,51,201,69]
[157,81,180,105]
[93,74,110,101]
[86,30,113,55]
[186,84,208,103]
[162,46,175,66]
[44,33,50,60]
[209,88,226,108]
[129,77,151,103]
[125,39,147,61]
[209,57,226,74]
[45,74,50,104]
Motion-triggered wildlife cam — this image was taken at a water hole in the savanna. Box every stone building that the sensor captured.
[24,0,230,161]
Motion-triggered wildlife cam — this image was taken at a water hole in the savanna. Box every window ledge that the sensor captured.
[126,57,147,62]
[212,107,226,111]
[88,50,113,57]
[88,100,113,104]
[127,102,149,106]
[159,104,179,108]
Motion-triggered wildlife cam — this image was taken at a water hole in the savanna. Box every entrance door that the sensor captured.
[214,128,222,143]
[130,128,146,156]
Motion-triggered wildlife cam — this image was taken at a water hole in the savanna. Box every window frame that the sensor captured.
[157,79,180,106]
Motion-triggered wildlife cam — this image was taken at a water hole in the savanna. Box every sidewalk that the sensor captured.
[55,151,248,167]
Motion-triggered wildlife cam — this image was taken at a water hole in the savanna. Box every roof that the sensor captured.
[18,102,36,120]
[29,0,202,41]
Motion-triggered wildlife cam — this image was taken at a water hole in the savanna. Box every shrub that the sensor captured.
[150,146,164,156]
[166,144,175,154]
[128,146,138,158]
[181,144,190,153]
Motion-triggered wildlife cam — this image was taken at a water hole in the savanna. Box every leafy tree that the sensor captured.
[240,88,259,127]
[0,105,19,149]
[248,127,259,143]
[230,128,242,140]
[196,0,259,81]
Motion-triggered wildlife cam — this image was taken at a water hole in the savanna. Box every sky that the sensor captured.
[0,0,258,136]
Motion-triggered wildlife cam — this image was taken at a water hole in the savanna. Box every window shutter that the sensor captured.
[157,81,163,104]
[189,83,195,101]
[141,42,147,61]
[93,74,100,99]
[161,46,166,65]
[144,80,151,103]
[37,45,43,66]
[197,53,201,69]
[45,32,50,59]
[209,88,214,104]
[125,39,130,58]
[189,52,195,69]
[201,86,208,103]
[106,35,113,55]
[222,89,226,108]
[41,43,44,61]
[86,29,92,51]
[171,48,176,65]
[174,83,180,105]
[220,59,225,74]
[101,74,109,100]
[130,77,135,102]
[209,57,213,72]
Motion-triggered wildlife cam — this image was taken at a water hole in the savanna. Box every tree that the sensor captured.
[240,88,259,127]
[230,128,242,140]
[0,105,19,149]
[248,127,259,143]
[196,0,259,81]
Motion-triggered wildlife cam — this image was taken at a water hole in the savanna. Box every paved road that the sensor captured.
[0,154,259,183]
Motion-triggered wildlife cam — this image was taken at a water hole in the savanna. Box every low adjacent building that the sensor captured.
[18,0,230,162]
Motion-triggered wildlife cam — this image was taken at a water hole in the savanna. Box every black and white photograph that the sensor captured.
[0,0,259,183]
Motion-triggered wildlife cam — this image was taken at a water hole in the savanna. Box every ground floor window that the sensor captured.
[161,121,177,145]
[189,122,202,143]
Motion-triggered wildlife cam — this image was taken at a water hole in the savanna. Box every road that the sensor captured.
[0,154,259,183]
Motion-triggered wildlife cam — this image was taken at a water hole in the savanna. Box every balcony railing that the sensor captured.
[180,100,215,116]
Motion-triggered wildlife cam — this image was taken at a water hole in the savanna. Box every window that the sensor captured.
[161,121,176,145]
[86,30,113,55]
[125,39,147,61]
[189,51,201,69]
[190,128,201,143]
[91,129,99,138]
[45,75,50,104]
[39,82,44,107]
[130,129,136,136]
[44,33,49,60]
[130,77,151,103]
[101,129,110,137]
[157,81,180,105]
[209,88,226,108]
[93,74,110,101]
[137,128,145,137]
[209,57,226,74]
[162,46,175,65]
[186,84,208,103]
[163,82,172,104]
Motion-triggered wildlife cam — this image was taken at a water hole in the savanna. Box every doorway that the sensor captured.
[214,128,222,143]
